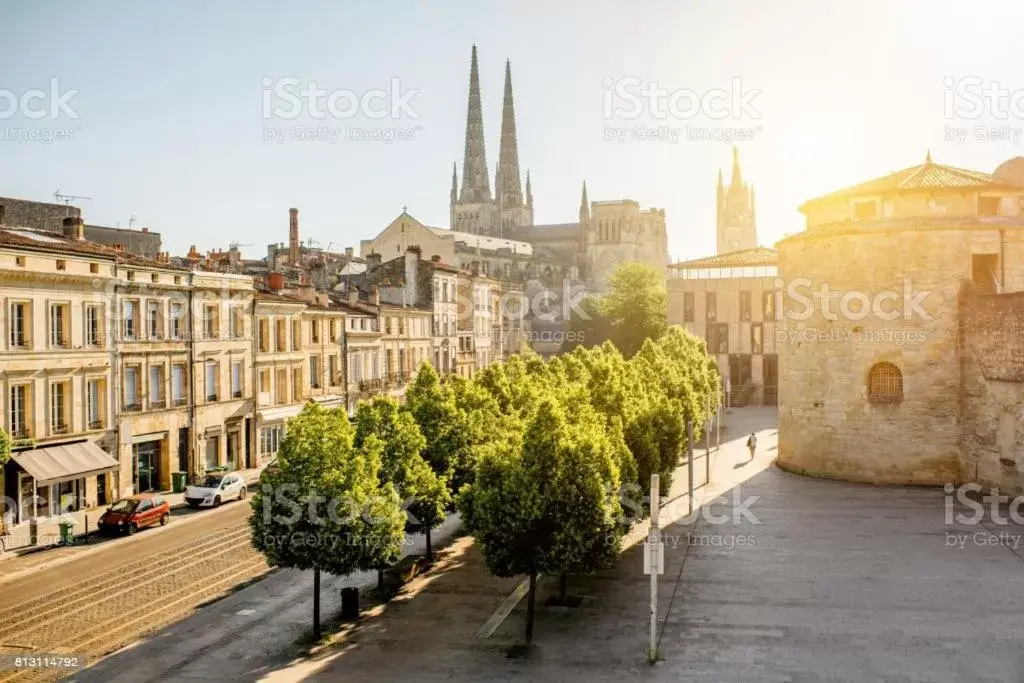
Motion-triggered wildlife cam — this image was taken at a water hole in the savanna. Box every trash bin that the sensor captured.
[58,521,75,545]
[341,587,359,620]
[172,471,187,493]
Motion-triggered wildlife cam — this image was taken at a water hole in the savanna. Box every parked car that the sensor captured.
[98,495,170,535]
[184,472,247,508]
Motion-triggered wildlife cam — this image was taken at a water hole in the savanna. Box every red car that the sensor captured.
[98,494,170,535]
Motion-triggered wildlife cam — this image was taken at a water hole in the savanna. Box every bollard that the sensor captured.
[29,518,38,547]
[341,586,360,620]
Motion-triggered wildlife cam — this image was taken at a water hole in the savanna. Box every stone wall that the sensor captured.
[960,291,1024,494]
[777,221,1024,486]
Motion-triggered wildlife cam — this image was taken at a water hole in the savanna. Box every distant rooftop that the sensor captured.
[669,246,777,269]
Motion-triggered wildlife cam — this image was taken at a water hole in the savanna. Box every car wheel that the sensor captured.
[128,523,138,536]
[214,496,222,507]
[160,514,169,526]
[239,487,247,501]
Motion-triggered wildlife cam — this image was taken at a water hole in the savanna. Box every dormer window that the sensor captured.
[853,201,877,220]
[978,196,1001,216]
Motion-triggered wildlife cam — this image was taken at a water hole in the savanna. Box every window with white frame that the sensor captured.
[205,362,218,401]
[85,304,103,347]
[50,302,69,347]
[123,300,138,339]
[172,364,187,406]
[149,365,164,407]
[231,361,243,398]
[10,384,30,437]
[49,380,69,434]
[124,366,141,410]
[87,378,103,428]
[10,301,30,348]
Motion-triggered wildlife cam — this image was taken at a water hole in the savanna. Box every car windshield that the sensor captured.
[201,476,224,488]
[108,499,138,513]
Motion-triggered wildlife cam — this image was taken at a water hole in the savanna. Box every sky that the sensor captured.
[3,0,1024,262]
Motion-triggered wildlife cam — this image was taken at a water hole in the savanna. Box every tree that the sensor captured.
[597,262,668,358]
[249,403,406,639]
[560,295,612,352]
[354,396,450,562]
[459,399,623,646]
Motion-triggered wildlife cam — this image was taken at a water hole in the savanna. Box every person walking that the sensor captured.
[746,432,757,460]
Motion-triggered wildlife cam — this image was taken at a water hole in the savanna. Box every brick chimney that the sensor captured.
[295,282,315,304]
[366,252,382,269]
[371,284,380,306]
[288,208,299,264]
[404,247,419,303]
[349,288,360,307]
[62,216,85,241]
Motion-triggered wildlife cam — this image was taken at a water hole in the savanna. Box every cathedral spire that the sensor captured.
[579,181,590,223]
[731,145,742,187]
[496,58,524,209]
[449,162,458,228]
[525,170,533,209]
[460,44,491,203]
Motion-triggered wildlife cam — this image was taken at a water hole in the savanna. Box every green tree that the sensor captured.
[354,396,450,562]
[249,403,406,639]
[597,262,668,358]
[560,295,612,352]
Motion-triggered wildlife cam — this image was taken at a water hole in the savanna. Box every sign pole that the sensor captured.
[647,473,660,662]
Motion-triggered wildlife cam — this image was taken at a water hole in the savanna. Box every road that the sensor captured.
[0,500,266,683]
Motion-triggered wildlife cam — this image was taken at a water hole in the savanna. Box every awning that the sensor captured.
[11,441,119,487]
[132,431,167,445]
[313,394,345,409]
[258,404,303,423]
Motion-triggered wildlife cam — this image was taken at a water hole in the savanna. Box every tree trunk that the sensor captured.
[525,570,537,646]
[558,573,568,603]
[425,526,433,563]
[313,568,321,642]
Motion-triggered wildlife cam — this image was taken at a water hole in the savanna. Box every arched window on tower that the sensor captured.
[867,362,903,404]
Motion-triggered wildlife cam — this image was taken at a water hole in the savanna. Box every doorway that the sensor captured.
[763,354,779,405]
[205,435,220,470]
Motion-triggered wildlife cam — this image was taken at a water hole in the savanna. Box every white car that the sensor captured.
[184,473,247,508]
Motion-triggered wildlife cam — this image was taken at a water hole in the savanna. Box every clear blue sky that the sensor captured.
[3,0,1024,261]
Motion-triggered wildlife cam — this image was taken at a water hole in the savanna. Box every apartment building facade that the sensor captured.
[340,290,384,415]
[380,302,432,398]
[253,291,306,467]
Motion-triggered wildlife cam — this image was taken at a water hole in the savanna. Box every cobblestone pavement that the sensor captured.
[0,499,267,683]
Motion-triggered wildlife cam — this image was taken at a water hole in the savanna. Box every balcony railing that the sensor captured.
[124,402,141,413]
[357,378,385,392]
[206,394,218,403]
[150,399,166,409]
[51,422,68,435]
[88,419,103,430]
[11,427,30,439]
[233,390,243,399]
[173,397,188,407]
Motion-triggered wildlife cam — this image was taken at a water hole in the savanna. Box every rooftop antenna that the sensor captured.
[53,188,93,217]
[128,214,137,230]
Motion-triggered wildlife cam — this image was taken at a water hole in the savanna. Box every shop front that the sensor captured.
[6,440,119,525]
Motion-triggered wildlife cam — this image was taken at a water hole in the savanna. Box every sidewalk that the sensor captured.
[0,467,264,559]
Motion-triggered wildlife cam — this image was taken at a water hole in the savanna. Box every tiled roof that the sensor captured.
[669,246,777,269]
[254,288,305,304]
[0,227,187,271]
[800,156,1022,211]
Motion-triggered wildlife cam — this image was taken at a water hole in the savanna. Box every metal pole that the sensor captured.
[686,420,694,516]
[716,390,721,451]
[649,473,660,661]
[705,397,711,486]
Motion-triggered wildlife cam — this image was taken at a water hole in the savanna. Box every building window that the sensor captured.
[978,196,1001,216]
[151,273,160,283]
[275,368,288,404]
[740,291,751,322]
[123,300,138,340]
[127,270,136,281]
[276,319,287,351]
[707,323,729,355]
[50,303,70,348]
[706,292,717,322]
[853,200,877,220]
[258,318,270,352]
[751,323,763,354]
[329,354,339,386]
[205,362,218,402]
[867,362,903,404]
[85,304,102,347]
[292,367,303,401]
[292,319,301,349]
[15,255,25,267]
[10,301,30,348]
[683,292,695,323]
[330,320,339,343]
[10,384,30,438]
[260,425,283,456]
[310,355,321,389]
[172,364,187,406]
[87,378,104,429]
[204,304,219,339]
[231,306,244,339]
[763,291,777,321]
[147,300,162,339]
[149,365,165,408]
[124,366,141,411]
[259,369,271,395]
[971,253,999,293]
[232,361,243,398]
[170,302,185,339]
[311,320,320,343]
[56,259,66,271]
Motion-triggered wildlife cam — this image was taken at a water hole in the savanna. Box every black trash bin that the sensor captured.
[341,587,359,620]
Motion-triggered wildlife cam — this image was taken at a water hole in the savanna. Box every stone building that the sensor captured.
[379,302,432,399]
[339,290,384,415]
[667,246,779,406]
[190,271,254,475]
[716,147,757,254]
[0,197,163,258]
[253,290,307,467]
[776,153,1024,492]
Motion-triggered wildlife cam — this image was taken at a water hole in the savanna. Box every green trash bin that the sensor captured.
[172,471,187,493]
[58,521,74,545]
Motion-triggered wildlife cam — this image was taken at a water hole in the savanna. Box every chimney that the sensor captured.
[317,292,330,307]
[288,208,299,264]
[141,227,149,234]
[349,288,360,307]
[404,247,419,300]
[431,254,441,263]
[344,246,353,258]
[62,216,85,241]
[295,282,315,304]
[268,271,285,291]
[371,284,380,306]
[366,252,382,269]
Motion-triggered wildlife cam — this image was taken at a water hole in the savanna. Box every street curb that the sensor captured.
[0,476,260,586]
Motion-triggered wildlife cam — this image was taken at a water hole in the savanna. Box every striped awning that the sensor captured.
[11,441,119,487]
